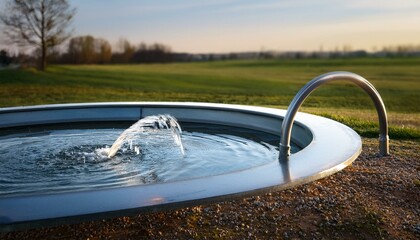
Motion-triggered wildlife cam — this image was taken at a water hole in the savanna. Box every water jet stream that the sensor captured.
[107,115,185,158]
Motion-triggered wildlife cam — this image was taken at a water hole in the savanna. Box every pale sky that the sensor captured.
[2,0,420,53]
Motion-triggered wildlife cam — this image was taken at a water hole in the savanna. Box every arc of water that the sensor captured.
[107,114,184,158]
[279,71,389,162]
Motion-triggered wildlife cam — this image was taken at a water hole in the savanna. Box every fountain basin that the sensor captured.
[0,102,361,231]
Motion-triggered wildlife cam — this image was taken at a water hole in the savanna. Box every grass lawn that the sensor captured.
[0,58,419,238]
[0,57,419,139]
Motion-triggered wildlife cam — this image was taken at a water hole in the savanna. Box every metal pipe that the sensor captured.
[279,71,389,161]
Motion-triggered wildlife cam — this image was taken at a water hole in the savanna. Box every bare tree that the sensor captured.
[67,35,112,64]
[0,0,75,70]
[114,38,135,63]
[97,38,112,64]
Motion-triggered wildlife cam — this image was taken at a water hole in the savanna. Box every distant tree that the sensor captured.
[132,42,172,63]
[111,38,135,63]
[68,35,94,64]
[97,39,112,64]
[137,42,147,52]
[67,35,112,64]
[0,0,76,70]
[228,53,238,60]
[0,49,13,66]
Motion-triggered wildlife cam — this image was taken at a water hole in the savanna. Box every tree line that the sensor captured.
[49,36,172,64]
[0,37,173,67]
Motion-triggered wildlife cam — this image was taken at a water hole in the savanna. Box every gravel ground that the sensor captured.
[2,138,419,239]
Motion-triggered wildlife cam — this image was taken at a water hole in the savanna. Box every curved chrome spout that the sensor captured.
[279,71,389,161]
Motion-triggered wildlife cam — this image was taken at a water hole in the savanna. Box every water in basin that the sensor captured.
[0,116,300,197]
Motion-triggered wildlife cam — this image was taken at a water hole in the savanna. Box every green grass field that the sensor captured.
[1,57,419,139]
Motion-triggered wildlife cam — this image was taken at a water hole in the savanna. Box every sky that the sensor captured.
[1,0,420,53]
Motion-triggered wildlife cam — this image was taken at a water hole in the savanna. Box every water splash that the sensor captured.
[107,115,184,158]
